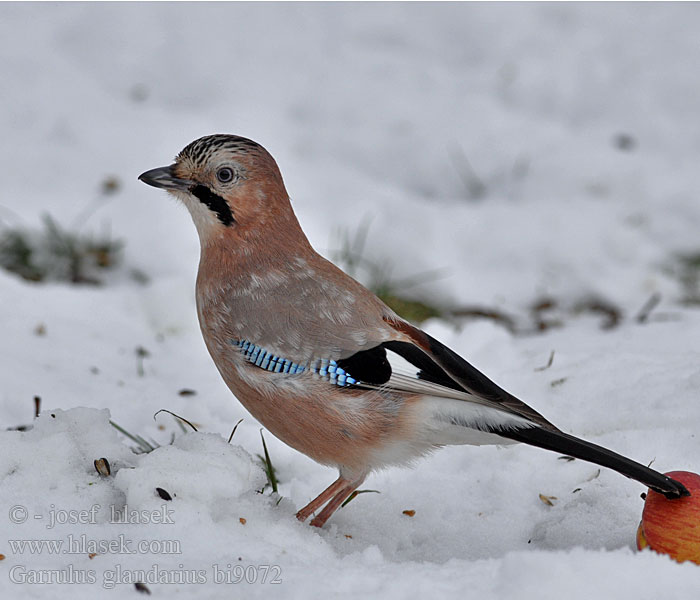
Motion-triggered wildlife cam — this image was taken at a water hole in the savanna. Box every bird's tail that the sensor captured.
[502,426,690,499]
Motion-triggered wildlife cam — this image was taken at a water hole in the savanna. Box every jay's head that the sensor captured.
[139,134,289,243]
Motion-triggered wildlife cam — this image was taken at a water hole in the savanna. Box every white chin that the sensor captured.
[170,190,223,241]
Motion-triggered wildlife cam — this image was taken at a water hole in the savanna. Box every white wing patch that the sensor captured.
[379,347,537,444]
[381,348,493,405]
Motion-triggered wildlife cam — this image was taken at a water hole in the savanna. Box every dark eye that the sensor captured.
[216,167,234,183]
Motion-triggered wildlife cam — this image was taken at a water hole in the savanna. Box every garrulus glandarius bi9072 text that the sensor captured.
[139,134,689,528]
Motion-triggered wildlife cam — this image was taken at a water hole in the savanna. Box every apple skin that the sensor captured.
[637,471,700,565]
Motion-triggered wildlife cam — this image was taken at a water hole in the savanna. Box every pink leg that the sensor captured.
[309,477,364,528]
[296,476,349,522]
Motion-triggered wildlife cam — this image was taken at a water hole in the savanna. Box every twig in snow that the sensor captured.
[636,292,662,323]
[534,350,555,372]
[227,419,244,443]
[153,409,198,432]
[135,346,150,376]
[341,489,380,508]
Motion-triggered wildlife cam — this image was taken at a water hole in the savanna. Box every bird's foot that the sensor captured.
[296,475,365,527]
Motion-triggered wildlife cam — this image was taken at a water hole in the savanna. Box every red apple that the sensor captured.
[637,471,700,565]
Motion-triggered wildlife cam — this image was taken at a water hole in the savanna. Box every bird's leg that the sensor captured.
[309,477,364,528]
[296,476,349,523]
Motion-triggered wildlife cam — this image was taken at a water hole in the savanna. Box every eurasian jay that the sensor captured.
[139,134,689,528]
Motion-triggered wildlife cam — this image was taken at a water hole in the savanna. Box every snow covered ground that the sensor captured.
[1,3,700,598]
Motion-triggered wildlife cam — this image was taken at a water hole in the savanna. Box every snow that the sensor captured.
[2,2,700,598]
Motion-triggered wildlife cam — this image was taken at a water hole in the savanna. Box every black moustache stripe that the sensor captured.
[190,185,235,226]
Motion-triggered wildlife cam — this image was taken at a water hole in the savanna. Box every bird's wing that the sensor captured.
[229,291,553,430]
[378,316,556,428]
[222,250,552,427]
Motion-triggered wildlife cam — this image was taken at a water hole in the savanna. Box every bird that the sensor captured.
[139,134,689,528]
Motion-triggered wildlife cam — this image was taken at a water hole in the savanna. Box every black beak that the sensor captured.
[138,165,194,191]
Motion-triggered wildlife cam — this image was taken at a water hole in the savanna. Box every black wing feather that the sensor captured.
[336,345,391,385]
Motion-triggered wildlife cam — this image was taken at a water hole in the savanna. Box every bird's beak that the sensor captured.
[138,165,194,191]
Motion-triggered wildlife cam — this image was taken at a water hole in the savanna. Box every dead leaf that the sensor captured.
[134,582,151,595]
[539,494,557,506]
[155,487,172,501]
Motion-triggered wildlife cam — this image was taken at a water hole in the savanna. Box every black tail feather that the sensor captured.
[502,426,690,499]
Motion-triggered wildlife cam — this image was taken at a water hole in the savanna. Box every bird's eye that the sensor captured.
[216,167,235,183]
